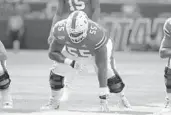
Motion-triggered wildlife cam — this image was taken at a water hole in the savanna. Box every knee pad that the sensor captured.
[164,66,171,93]
[49,71,64,90]
[107,75,125,93]
[0,71,11,90]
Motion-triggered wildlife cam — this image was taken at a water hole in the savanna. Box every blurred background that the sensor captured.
[0,0,170,51]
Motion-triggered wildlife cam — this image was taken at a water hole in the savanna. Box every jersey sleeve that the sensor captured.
[52,20,67,44]
[163,18,171,38]
[88,21,109,50]
[94,30,108,50]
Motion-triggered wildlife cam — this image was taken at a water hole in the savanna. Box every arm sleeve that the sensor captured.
[94,44,108,88]
[48,38,66,63]
[95,30,108,50]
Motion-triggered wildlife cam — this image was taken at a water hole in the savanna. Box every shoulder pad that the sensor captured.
[163,18,171,37]
[88,21,109,50]
[52,19,67,43]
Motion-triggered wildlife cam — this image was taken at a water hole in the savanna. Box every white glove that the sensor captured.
[64,58,84,72]
[99,87,110,112]
[99,95,110,112]
[70,60,85,72]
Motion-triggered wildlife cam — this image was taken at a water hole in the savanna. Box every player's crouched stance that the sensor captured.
[41,11,131,111]
[0,41,13,109]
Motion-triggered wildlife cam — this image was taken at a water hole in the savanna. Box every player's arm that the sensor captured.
[90,0,100,22]
[48,38,66,63]
[159,20,171,58]
[94,43,108,88]
[159,35,171,58]
[0,41,7,61]
[48,39,80,69]
[48,0,64,44]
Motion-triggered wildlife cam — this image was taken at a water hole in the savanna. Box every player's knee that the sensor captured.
[49,71,64,90]
[164,66,171,93]
[0,71,11,90]
[107,74,125,93]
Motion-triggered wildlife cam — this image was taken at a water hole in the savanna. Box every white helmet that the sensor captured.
[66,11,89,43]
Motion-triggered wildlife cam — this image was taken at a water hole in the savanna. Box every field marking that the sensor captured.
[0,105,163,115]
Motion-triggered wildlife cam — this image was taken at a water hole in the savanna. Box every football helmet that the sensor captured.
[66,11,89,43]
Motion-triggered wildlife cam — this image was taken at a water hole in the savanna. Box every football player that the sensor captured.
[160,18,171,112]
[0,41,13,109]
[41,11,131,111]
[48,0,100,44]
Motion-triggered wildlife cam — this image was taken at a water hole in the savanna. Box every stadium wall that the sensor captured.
[0,2,170,50]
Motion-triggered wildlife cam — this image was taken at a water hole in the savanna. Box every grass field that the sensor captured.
[0,50,169,115]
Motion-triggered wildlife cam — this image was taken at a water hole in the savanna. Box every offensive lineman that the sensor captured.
[41,11,131,111]
[0,41,13,109]
[48,0,100,44]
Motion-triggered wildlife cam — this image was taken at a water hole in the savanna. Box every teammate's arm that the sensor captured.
[48,0,64,44]
[159,20,171,58]
[91,0,100,22]
[0,41,7,61]
[51,0,64,28]
[159,34,171,58]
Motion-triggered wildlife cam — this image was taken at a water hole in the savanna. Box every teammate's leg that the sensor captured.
[0,41,13,109]
[163,65,171,109]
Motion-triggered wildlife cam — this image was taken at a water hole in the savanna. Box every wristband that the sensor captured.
[99,87,110,96]
[64,58,73,65]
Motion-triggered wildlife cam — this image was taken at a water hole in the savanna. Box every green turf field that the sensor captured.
[0,50,169,115]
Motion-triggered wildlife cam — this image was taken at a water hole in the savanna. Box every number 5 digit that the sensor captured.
[68,0,85,11]
[90,25,97,35]
[68,0,75,11]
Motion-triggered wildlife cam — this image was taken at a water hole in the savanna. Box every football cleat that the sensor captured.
[2,95,13,109]
[41,97,60,110]
[1,88,13,109]
[152,97,171,115]
[99,95,109,112]
[117,95,131,109]
[2,101,13,109]
[164,97,170,108]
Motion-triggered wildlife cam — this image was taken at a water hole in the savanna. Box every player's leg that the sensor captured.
[163,65,171,109]
[0,41,13,109]
[106,39,131,109]
[41,62,75,110]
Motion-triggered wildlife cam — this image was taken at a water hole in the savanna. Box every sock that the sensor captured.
[1,87,12,102]
[99,87,109,96]
[51,89,64,101]
[115,91,125,98]
[166,93,171,100]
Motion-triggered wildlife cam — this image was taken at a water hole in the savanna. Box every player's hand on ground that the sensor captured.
[99,95,110,112]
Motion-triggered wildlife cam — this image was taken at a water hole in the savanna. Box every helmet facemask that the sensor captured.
[66,11,89,43]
